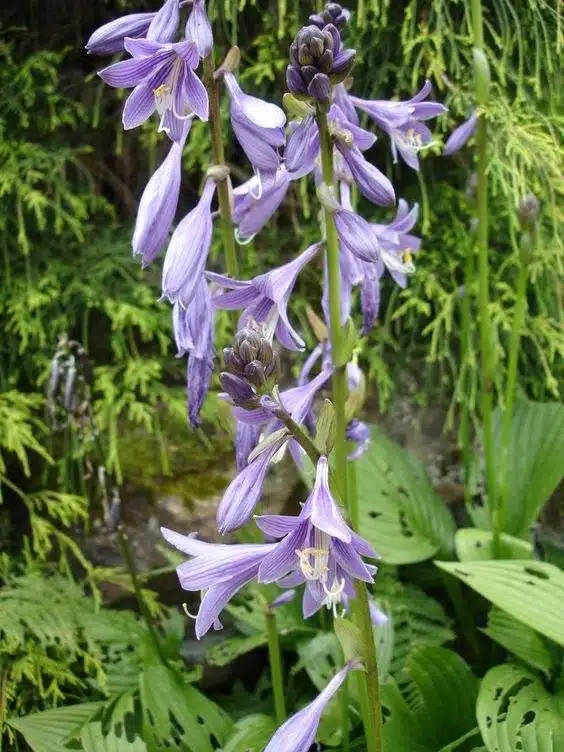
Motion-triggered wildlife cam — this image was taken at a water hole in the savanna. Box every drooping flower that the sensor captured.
[145,0,180,44]
[443,111,477,155]
[132,123,190,265]
[232,167,292,241]
[335,141,396,206]
[263,661,360,752]
[209,242,321,351]
[346,419,370,460]
[161,178,216,305]
[185,0,213,58]
[224,72,286,175]
[160,527,275,638]
[98,37,208,140]
[86,13,157,55]
[285,115,320,178]
[257,456,377,618]
[369,599,389,627]
[350,81,446,170]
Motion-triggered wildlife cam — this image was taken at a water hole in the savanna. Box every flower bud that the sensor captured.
[222,320,280,407]
[517,193,540,231]
[310,3,351,31]
[220,372,259,409]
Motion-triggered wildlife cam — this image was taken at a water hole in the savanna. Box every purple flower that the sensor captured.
[162,178,216,305]
[132,124,189,265]
[346,419,370,460]
[185,0,213,58]
[369,599,389,627]
[208,243,321,351]
[285,115,320,178]
[269,589,296,608]
[160,527,275,638]
[263,661,360,752]
[257,456,377,618]
[146,0,180,44]
[235,420,261,471]
[86,13,156,55]
[444,112,478,155]
[350,81,446,170]
[336,141,395,206]
[98,38,208,140]
[224,72,286,174]
[233,167,292,241]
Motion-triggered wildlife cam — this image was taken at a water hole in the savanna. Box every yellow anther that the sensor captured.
[153,84,171,98]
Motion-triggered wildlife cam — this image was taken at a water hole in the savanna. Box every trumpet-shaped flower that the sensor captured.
[264,661,360,752]
[208,242,321,351]
[145,0,180,44]
[162,178,216,305]
[185,0,213,58]
[233,167,292,241]
[160,527,275,638]
[132,124,189,265]
[86,12,156,55]
[257,456,377,618]
[346,419,370,460]
[444,112,477,155]
[224,72,286,174]
[98,37,208,140]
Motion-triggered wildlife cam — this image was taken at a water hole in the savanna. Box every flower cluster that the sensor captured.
[88,1,453,747]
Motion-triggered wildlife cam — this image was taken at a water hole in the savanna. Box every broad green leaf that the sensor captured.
[222,714,278,752]
[477,663,564,752]
[205,633,268,667]
[7,702,102,752]
[79,722,147,752]
[481,607,553,674]
[473,401,564,537]
[356,424,455,564]
[294,632,342,691]
[334,618,363,664]
[436,560,564,647]
[382,646,478,752]
[455,528,533,561]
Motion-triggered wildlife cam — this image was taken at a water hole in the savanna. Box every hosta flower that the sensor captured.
[309,2,351,31]
[335,140,396,206]
[161,178,216,305]
[264,661,360,752]
[257,456,377,618]
[444,111,477,155]
[209,242,321,351]
[86,12,156,55]
[233,167,292,241]
[224,72,286,175]
[369,599,389,626]
[98,37,208,140]
[185,0,213,58]
[346,419,370,460]
[160,527,275,638]
[132,124,189,265]
[350,81,446,170]
[145,0,180,44]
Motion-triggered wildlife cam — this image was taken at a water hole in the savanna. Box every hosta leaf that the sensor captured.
[481,607,553,674]
[222,714,278,752]
[436,560,564,647]
[205,633,268,667]
[355,424,455,564]
[79,722,147,751]
[7,702,102,752]
[477,664,564,752]
[455,528,533,562]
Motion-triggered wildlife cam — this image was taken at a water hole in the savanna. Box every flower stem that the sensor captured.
[278,412,322,466]
[316,106,383,752]
[202,53,239,280]
[459,236,475,511]
[265,606,286,724]
[470,0,497,553]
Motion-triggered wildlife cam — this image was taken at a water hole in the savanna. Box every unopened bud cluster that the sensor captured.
[309,2,350,30]
[221,323,280,408]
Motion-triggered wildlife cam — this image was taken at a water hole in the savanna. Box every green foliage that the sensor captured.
[481,607,554,675]
[222,714,278,752]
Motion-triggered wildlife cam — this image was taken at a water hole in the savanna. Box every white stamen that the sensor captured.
[322,577,346,619]
[296,529,330,582]
[182,602,198,619]
[393,127,437,157]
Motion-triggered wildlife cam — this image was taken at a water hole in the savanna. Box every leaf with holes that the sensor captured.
[455,528,534,562]
[79,721,147,751]
[481,608,553,675]
[222,714,278,752]
[436,560,564,647]
[7,703,103,752]
[471,401,564,537]
[382,646,478,752]
[477,663,564,752]
[355,424,455,563]
[139,663,231,751]
[205,633,269,667]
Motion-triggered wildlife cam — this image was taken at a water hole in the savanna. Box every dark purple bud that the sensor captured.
[244,360,267,387]
[286,65,308,96]
[309,3,351,31]
[332,47,356,75]
[220,372,258,409]
[308,73,330,101]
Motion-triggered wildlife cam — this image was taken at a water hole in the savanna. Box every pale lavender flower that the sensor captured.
[160,527,275,638]
[224,73,286,175]
[86,13,156,55]
[233,167,292,241]
[346,419,370,460]
[185,0,213,58]
[270,589,296,608]
[264,661,360,752]
[132,124,190,265]
[146,0,180,44]
[208,243,321,351]
[350,81,446,170]
[285,116,320,178]
[444,112,477,155]
[235,420,261,471]
[336,141,395,205]
[98,38,208,140]
[162,178,216,305]
[369,599,389,627]
[257,456,377,618]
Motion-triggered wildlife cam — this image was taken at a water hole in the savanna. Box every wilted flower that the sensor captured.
[185,0,213,58]
[263,661,360,752]
[86,12,157,55]
[444,112,477,156]
[160,527,275,638]
[161,178,216,305]
[98,38,208,139]
[257,456,377,618]
[209,242,321,351]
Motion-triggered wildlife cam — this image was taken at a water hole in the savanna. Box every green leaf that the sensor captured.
[356,425,455,564]
[205,633,268,667]
[481,607,553,674]
[7,702,102,752]
[382,646,478,752]
[222,714,278,752]
[334,618,363,664]
[436,560,564,647]
[294,632,342,691]
[79,722,147,752]
[455,528,533,561]
[477,663,564,752]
